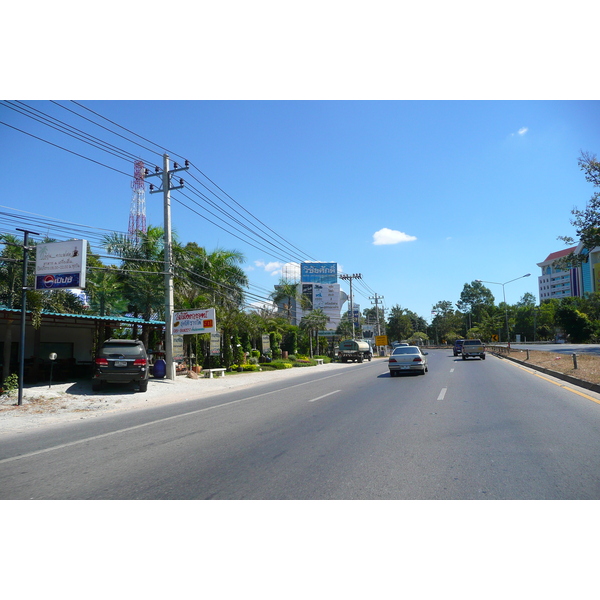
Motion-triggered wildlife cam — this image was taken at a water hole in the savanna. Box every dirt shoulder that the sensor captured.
[494,348,600,387]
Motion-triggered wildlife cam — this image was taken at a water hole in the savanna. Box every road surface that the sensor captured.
[2,350,600,499]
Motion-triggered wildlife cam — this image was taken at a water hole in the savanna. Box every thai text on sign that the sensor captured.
[173,308,217,334]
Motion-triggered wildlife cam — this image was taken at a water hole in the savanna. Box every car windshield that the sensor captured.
[392,347,420,355]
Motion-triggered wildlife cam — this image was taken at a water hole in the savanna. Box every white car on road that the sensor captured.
[388,345,428,376]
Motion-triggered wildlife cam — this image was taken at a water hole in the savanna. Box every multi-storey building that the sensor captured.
[537,243,600,301]
[537,247,578,301]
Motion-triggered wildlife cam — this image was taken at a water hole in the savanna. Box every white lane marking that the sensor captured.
[437,388,447,401]
[309,390,341,403]
[0,373,349,465]
[450,368,454,373]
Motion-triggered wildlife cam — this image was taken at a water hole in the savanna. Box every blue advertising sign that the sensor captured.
[36,272,82,290]
[301,262,337,284]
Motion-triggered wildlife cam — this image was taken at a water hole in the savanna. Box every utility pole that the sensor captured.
[340,273,361,339]
[369,293,384,336]
[16,228,39,406]
[147,155,189,380]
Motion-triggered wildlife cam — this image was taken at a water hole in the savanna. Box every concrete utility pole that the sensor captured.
[16,228,39,406]
[340,273,361,339]
[147,154,188,380]
[369,293,384,336]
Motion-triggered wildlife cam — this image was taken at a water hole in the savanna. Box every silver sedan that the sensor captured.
[388,346,429,376]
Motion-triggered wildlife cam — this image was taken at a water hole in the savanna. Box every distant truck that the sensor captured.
[461,339,486,360]
[338,339,373,363]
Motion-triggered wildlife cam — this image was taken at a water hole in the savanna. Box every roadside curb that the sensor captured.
[491,351,600,395]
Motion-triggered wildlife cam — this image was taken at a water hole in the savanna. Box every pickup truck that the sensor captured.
[461,339,486,360]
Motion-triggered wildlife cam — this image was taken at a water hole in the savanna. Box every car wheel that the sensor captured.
[92,380,104,391]
[139,380,148,392]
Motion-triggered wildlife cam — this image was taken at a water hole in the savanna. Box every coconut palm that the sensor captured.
[300,308,329,357]
[271,279,302,323]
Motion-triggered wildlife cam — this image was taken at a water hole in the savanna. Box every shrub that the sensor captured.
[265,360,293,370]
[314,355,331,364]
[1,373,19,395]
[293,359,316,367]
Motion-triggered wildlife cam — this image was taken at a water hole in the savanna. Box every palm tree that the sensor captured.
[103,226,169,347]
[176,243,248,313]
[271,279,301,323]
[300,309,329,357]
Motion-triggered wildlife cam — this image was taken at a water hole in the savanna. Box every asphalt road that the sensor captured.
[2,350,600,499]
[509,342,600,355]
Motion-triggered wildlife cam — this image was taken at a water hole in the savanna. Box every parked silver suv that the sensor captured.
[93,339,149,392]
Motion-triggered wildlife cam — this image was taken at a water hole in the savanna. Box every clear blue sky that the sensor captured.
[1,100,599,322]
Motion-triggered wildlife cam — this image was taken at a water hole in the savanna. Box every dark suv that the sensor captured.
[453,339,465,356]
[93,339,149,392]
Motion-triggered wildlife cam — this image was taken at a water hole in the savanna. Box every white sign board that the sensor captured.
[173,335,184,361]
[35,239,87,290]
[173,308,216,335]
[210,333,221,356]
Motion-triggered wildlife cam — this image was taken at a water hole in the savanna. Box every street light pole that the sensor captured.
[475,274,531,349]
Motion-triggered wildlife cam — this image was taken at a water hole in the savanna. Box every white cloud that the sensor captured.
[373,228,417,245]
[254,260,300,279]
[511,127,529,137]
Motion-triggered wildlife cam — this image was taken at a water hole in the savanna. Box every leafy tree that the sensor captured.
[386,305,414,342]
[457,281,495,324]
[556,151,600,267]
[430,300,464,341]
[555,304,595,343]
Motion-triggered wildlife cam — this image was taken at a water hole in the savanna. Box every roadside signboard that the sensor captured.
[262,334,270,352]
[173,308,216,334]
[210,333,221,356]
[173,335,184,361]
[375,335,388,347]
[35,239,87,290]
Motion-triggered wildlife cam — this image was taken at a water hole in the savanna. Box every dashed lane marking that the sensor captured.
[308,390,341,403]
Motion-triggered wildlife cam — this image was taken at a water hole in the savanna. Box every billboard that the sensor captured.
[35,239,87,290]
[301,262,337,284]
[173,308,216,334]
[302,283,342,329]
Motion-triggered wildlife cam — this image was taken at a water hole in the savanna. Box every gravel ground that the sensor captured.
[0,362,352,434]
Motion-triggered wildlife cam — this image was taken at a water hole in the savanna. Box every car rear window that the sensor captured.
[392,347,419,355]
[101,343,145,357]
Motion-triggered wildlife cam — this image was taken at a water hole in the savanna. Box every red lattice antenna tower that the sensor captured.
[128,159,147,243]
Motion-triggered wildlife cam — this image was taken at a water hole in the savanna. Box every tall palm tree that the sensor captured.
[300,308,329,357]
[271,279,302,323]
[102,226,169,347]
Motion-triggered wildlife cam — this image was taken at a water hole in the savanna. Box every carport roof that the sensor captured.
[0,307,165,325]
